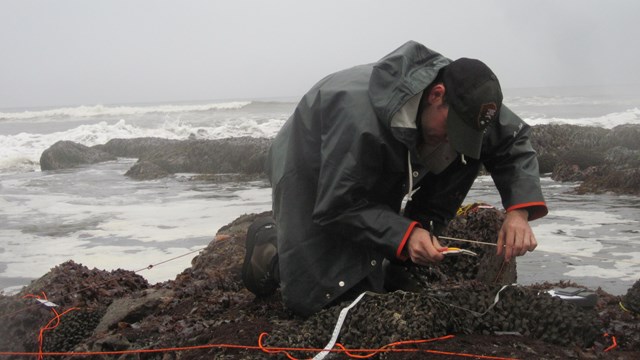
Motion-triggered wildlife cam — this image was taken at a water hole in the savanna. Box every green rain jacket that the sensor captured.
[267,41,547,316]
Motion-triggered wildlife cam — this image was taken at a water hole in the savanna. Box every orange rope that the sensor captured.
[256,332,520,360]
[22,292,78,360]
[0,332,522,359]
[603,333,618,352]
[0,244,617,360]
[334,335,455,359]
[35,307,78,359]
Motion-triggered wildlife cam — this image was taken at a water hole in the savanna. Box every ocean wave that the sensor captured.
[0,117,285,172]
[0,101,252,121]
[525,107,640,129]
[0,105,637,173]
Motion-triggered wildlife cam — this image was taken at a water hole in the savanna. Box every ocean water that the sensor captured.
[1,86,639,296]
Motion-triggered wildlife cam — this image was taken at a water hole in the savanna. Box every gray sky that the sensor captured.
[1,0,639,109]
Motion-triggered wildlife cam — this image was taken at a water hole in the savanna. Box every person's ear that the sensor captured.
[428,83,446,105]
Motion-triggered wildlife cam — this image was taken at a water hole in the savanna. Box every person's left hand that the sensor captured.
[497,209,537,261]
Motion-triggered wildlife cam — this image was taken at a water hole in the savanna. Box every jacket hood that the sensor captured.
[368,41,450,144]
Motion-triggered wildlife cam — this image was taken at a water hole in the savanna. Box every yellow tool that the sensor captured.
[440,247,478,256]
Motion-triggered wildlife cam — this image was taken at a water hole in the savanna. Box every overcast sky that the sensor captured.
[1,0,639,109]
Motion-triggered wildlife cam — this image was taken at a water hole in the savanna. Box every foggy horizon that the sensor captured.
[2,0,639,109]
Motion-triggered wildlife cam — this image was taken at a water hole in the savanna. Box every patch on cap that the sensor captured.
[477,102,498,129]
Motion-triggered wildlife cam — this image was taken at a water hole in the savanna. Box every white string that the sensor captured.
[428,284,513,317]
[313,292,368,360]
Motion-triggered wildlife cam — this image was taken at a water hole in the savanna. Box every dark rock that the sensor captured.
[189,173,267,183]
[1,215,639,359]
[606,124,640,150]
[530,124,609,179]
[446,205,517,285]
[621,279,640,315]
[551,163,598,182]
[0,260,147,356]
[266,284,601,351]
[42,307,105,354]
[125,137,270,180]
[406,205,516,286]
[124,160,171,180]
[531,124,640,194]
[93,288,174,334]
[577,166,640,195]
[93,137,181,158]
[41,137,272,181]
[39,123,640,192]
[92,333,133,352]
[530,124,610,169]
[605,146,640,168]
[40,140,116,170]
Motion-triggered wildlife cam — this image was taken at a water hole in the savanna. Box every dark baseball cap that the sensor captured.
[442,58,503,159]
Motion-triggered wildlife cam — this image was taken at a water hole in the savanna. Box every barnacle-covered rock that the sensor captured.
[1,214,638,360]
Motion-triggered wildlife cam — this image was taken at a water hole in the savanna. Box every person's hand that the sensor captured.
[497,209,537,261]
[406,227,445,265]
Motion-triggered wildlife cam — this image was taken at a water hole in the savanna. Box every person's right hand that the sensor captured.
[406,227,445,265]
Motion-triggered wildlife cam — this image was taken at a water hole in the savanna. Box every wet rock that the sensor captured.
[94,137,181,158]
[0,261,148,356]
[124,160,171,180]
[40,140,116,170]
[604,146,640,168]
[40,124,640,193]
[530,124,610,174]
[406,205,516,286]
[621,279,640,315]
[21,260,149,308]
[127,137,270,180]
[43,308,106,353]
[41,137,272,180]
[2,215,639,359]
[576,166,640,195]
[605,124,640,150]
[265,284,601,352]
[92,333,133,353]
[531,124,640,194]
[94,288,174,334]
[551,163,598,182]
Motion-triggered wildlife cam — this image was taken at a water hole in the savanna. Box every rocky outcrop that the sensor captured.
[530,124,609,175]
[39,123,640,193]
[531,124,640,194]
[41,137,271,181]
[607,124,640,150]
[576,166,640,195]
[1,211,638,359]
[622,280,640,315]
[93,288,174,334]
[124,137,270,180]
[124,160,171,180]
[40,141,117,170]
[93,137,181,158]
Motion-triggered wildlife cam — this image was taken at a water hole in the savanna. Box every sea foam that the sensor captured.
[526,107,640,129]
[0,116,286,172]
[0,101,251,121]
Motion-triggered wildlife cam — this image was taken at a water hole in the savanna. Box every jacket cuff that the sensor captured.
[506,202,548,221]
[396,221,420,261]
